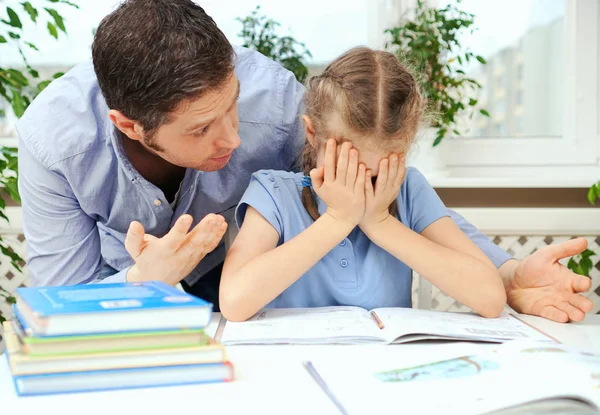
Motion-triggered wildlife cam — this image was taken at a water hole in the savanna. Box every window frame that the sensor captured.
[439,0,598,173]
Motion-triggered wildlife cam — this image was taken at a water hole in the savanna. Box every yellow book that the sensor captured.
[3,321,227,376]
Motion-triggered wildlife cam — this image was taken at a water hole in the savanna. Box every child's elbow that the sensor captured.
[219,290,253,323]
[476,281,507,318]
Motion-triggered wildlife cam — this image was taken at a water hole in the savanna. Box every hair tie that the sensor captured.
[301,175,312,187]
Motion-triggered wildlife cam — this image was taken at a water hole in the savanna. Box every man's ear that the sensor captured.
[302,115,318,148]
[109,109,144,141]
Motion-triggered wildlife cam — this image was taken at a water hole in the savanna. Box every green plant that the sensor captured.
[237,6,312,83]
[570,181,600,278]
[567,249,595,278]
[385,0,490,146]
[0,0,77,323]
[588,180,600,206]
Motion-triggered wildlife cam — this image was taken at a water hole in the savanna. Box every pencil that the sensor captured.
[370,310,385,329]
[303,361,349,415]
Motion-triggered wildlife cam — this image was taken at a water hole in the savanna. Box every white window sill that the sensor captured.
[428,175,598,188]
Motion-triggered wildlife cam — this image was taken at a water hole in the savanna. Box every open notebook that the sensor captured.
[219,306,553,345]
[307,341,600,415]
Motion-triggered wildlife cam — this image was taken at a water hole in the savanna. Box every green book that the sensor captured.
[13,317,207,357]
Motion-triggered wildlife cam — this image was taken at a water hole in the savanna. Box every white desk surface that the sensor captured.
[1,313,599,415]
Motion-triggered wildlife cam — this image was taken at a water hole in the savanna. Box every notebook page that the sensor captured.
[220,307,384,345]
[310,343,599,415]
[371,308,553,344]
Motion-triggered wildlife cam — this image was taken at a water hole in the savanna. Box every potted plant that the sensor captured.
[237,6,312,83]
[384,0,489,171]
[0,0,77,350]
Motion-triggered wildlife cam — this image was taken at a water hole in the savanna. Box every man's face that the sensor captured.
[143,73,241,171]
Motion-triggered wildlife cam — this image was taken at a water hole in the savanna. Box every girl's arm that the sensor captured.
[220,140,365,322]
[360,155,505,318]
[363,216,506,318]
[220,207,354,322]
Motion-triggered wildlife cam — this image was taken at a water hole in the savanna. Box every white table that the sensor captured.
[1,313,599,415]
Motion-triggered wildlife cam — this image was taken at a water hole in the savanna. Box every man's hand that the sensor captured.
[504,237,593,322]
[125,213,228,285]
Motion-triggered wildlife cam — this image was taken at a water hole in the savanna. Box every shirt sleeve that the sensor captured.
[18,138,118,286]
[235,170,284,239]
[277,68,306,173]
[447,209,513,268]
[404,168,450,234]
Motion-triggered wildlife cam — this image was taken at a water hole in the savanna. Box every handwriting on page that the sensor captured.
[221,307,381,344]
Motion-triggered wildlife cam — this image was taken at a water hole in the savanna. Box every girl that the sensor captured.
[220,47,506,322]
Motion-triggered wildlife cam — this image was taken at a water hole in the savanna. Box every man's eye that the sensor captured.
[192,126,208,137]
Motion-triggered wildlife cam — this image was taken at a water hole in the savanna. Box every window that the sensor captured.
[436,0,598,173]
[456,0,564,139]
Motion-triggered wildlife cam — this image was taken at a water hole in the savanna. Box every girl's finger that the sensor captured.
[375,158,389,195]
[324,139,337,182]
[346,148,359,187]
[355,163,366,196]
[365,168,374,200]
[388,154,399,188]
[336,142,351,185]
[310,167,325,189]
[394,154,407,188]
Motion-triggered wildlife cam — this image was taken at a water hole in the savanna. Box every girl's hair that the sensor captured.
[301,46,426,221]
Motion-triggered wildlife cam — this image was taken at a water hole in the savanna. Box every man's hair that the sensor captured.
[92,0,235,136]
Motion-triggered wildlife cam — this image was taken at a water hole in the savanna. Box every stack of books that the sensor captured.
[3,281,233,396]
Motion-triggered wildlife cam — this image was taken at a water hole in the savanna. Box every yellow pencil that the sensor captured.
[370,311,385,330]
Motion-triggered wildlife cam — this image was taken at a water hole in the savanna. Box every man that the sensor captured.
[17,0,592,322]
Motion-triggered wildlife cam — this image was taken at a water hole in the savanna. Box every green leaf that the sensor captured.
[10,90,26,118]
[476,55,487,64]
[45,8,66,33]
[58,0,79,9]
[37,80,51,92]
[6,69,29,86]
[0,35,6,43]
[4,7,23,29]
[4,179,20,202]
[52,71,64,79]
[8,32,20,40]
[479,109,490,117]
[0,209,9,224]
[22,2,38,23]
[469,98,478,106]
[580,248,596,258]
[28,68,39,78]
[47,21,58,39]
[25,41,39,51]
[588,185,597,205]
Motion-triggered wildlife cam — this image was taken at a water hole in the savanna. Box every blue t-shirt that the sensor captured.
[236,168,449,310]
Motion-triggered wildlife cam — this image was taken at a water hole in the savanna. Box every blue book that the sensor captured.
[15,281,212,336]
[8,354,233,396]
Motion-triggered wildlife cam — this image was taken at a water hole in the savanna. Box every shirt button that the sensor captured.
[153,199,162,206]
[339,240,346,247]
[340,259,348,268]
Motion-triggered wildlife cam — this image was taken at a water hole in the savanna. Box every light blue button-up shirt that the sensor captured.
[17,46,511,288]
[236,168,451,309]
[17,46,304,286]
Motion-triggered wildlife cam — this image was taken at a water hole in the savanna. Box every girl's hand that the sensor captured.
[310,139,366,226]
[360,153,406,231]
